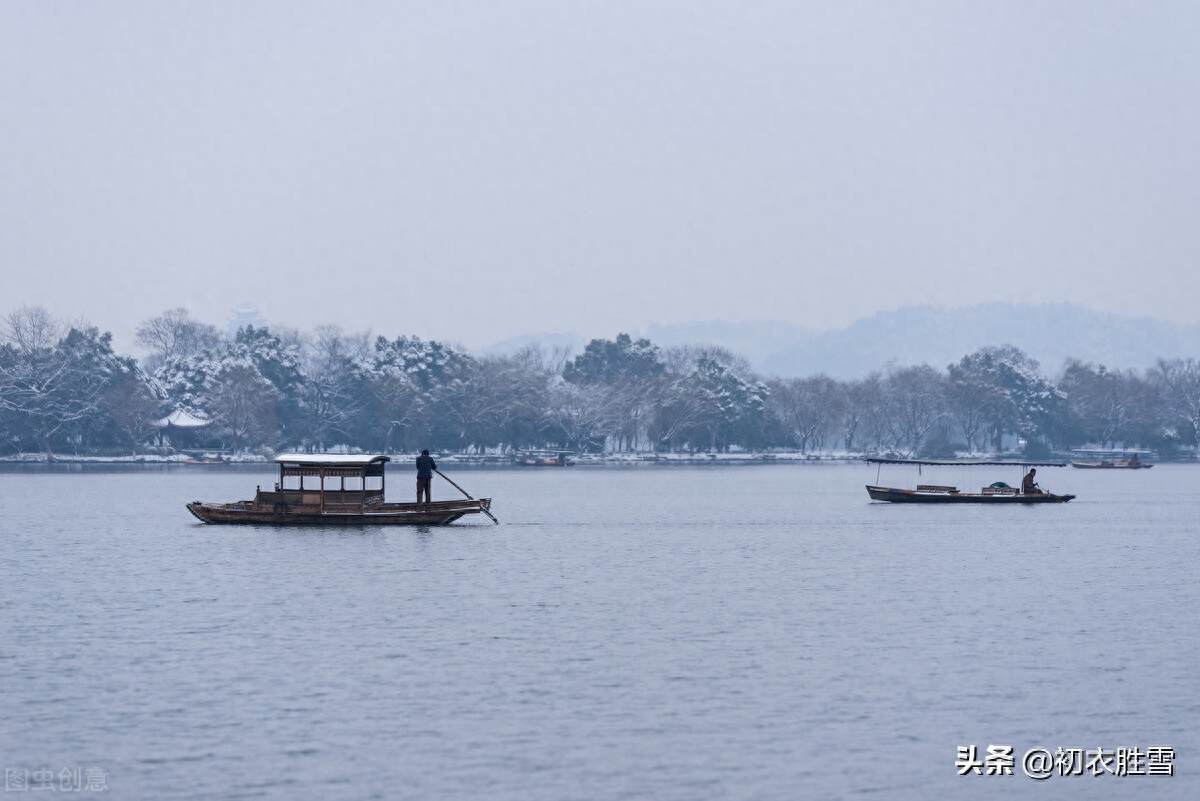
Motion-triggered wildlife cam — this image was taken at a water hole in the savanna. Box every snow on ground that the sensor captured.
[0,452,269,464]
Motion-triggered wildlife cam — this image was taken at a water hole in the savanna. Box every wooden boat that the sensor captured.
[865,458,1076,504]
[1069,449,1153,469]
[187,454,495,525]
[512,449,574,466]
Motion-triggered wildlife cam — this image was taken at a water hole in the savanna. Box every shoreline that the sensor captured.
[0,451,855,466]
[2,451,1191,466]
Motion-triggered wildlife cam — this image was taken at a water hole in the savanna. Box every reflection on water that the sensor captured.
[2,464,1196,800]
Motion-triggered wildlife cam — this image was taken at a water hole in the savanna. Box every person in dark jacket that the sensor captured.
[415,449,437,505]
[1022,468,1042,495]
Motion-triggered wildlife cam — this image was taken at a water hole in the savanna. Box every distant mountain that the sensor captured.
[478,304,1200,379]
[758,303,1200,379]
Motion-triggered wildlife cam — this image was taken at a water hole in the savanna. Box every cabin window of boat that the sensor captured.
[343,476,364,491]
[302,474,322,490]
[365,476,383,491]
[280,474,302,490]
[322,475,343,491]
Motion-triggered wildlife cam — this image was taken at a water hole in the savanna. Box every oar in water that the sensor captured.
[434,468,499,524]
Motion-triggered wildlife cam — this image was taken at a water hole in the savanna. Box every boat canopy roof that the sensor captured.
[275,453,391,467]
[863,457,1067,467]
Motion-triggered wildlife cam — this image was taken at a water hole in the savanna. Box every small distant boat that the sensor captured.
[864,458,1076,504]
[187,454,495,525]
[1069,449,1153,469]
[512,449,574,466]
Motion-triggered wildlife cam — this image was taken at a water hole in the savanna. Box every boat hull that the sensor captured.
[186,498,492,525]
[866,486,1075,504]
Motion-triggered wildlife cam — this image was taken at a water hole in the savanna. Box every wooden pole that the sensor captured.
[435,468,499,524]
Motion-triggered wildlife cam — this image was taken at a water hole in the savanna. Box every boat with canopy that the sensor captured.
[1069,449,1153,469]
[187,454,497,525]
[512,449,575,466]
[864,457,1076,503]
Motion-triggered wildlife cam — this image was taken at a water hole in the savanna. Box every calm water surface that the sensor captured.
[2,462,1196,800]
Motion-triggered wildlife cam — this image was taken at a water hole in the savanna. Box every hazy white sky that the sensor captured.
[3,1,1198,353]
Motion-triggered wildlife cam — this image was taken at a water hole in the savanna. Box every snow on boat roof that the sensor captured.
[274,454,391,466]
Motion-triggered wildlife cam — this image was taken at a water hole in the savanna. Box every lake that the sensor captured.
[2,462,1196,800]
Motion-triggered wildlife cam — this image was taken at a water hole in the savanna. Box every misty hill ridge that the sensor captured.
[486,304,1200,379]
[756,303,1200,378]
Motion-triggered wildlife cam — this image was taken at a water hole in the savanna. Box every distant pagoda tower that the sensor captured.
[227,304,268,336]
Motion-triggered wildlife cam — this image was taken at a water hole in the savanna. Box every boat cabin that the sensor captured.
[513,449,575,466]
[261,454,390,514]
[1069,449,1154,468]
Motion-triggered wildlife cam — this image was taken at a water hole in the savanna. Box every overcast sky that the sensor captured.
[3,1,1198,353]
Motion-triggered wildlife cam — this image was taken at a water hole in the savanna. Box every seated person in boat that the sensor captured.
[1022,468,1042,495]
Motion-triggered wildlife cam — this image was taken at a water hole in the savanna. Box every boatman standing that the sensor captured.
[416,449,437,506]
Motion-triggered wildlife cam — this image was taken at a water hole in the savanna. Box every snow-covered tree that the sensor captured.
[884,364,950,457]
[296,325,372,451]
[769,374,846,452]
[207,364,280,452]
[104,372,164,455]
[544,381,613,454]
[1153,358,1200,451]
[135,308,225,372]
[1058,361,1131,448]
[948,346,1063,451]
[0,308,133,457]
[368,335,476,450]
[563,334,665,451]
[675,355,768,452]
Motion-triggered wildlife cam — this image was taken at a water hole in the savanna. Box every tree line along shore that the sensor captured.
[2,306,1199,461]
